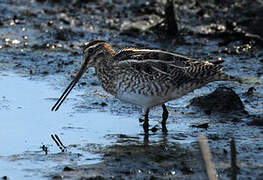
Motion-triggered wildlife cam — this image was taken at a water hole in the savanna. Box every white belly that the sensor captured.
[115,91,168,109]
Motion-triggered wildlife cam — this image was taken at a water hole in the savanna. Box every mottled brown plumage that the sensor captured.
[52,40,238,133]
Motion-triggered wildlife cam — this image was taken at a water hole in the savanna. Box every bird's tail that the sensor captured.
[216,72,243,83]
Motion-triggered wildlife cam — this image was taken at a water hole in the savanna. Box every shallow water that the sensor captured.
[0,72,135,178]
[0,72,196,179]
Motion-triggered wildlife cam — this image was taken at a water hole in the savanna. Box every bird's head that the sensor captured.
[82,39,115,68]
[51,39,114,111]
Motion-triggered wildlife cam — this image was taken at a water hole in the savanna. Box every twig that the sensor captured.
[165,0,178,36]
[231,138,239,180]
[198,135,217,180]
[41,145,48,155]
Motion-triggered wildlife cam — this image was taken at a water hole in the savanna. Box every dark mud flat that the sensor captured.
[0,0,263,179]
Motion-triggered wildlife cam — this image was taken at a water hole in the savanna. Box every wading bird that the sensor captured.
[52,40,238,134]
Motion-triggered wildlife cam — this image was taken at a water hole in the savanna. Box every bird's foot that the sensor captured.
[162,122,168,134]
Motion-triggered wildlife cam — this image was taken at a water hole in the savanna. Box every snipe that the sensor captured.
[52,40,238,134]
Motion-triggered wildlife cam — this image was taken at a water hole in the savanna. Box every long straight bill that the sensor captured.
[51,64,87,111]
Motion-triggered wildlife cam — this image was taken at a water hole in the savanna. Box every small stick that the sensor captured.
[231,138,239,180]
[198,135,217,180]
[41,145,48,155]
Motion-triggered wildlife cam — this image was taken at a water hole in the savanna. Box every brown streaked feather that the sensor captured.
[115,48,200,66]
[115,47,225,65]
[113,57,227,87]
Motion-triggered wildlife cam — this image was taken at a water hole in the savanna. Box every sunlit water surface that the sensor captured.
[0,72,139,179]
[0,72,194,179]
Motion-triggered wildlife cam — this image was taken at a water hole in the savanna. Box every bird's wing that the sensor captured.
[114,58,224,86]
[115,48,201,67]
[114,58,190,84]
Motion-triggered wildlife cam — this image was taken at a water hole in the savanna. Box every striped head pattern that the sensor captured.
[82,39,115,67]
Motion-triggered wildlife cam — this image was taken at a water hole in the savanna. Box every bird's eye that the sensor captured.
[88,48,94,53]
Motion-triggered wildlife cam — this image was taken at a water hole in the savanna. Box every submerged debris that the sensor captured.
[63,166,74,172]
[41,145,48,155]
[247,115,263,126]
[191,123,209,129]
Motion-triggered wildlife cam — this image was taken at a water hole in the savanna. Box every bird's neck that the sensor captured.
[94,44,115,68]
[94,51,114,70]
[94,52,116,94]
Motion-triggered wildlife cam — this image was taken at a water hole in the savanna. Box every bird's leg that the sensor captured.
[143,108,150,134]
[143,133,149,146]
[161,104,168,133]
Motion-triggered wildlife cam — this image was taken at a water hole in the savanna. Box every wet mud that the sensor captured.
[0,0,263,179]
[190,86,247,115]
